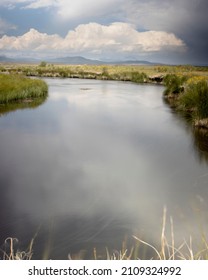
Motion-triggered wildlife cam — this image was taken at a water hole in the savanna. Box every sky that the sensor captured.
[0,0,207,64]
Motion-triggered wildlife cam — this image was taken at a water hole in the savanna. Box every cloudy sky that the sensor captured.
[0,0,207,64]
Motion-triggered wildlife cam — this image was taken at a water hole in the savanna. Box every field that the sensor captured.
[1,62,208,80]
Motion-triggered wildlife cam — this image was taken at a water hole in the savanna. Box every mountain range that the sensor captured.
[0,55,161,65]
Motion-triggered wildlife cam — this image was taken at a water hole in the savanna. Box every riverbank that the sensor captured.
[0,63,208,128]
[163,74,208,129]
[1,63,207,82]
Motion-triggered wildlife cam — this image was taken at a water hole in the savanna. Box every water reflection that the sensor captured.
[0,96,48,117]
[0,79,208,259]
[163,96,208,163]
[193,128,208,162]
[163,95,208,162]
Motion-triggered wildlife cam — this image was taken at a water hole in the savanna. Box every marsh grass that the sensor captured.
[196,81,208,119]
[163,74,188,96]
[179,78,208,118]
[2,208,208,260]
[1,238,34,260]
[1,63,208,78]
[133,207,208,260]
[0,73,48,104]
[162,73,208,129]
[101,207,208,260]
[92,208,208,260]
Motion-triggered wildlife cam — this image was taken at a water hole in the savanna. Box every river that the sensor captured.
[0,78,208,259]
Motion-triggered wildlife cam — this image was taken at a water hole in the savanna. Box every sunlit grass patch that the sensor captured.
[163,74,188,96]
[178,78,208,119]
[0,74,48,104]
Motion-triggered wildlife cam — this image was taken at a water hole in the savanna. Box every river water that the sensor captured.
[0,78,208,259]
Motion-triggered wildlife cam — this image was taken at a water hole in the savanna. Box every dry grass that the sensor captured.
[2,208,208,260]
[91,207,208,260]
[1,237,34,260]
[1,63,208,80]
[133,207,208,260]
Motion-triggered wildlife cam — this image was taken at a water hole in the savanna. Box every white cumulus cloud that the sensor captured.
[0,28,62,50]
[0,22,186,58]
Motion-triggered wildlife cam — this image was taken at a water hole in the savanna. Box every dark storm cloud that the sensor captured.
[125,0,208,64]
[175,0,208,64]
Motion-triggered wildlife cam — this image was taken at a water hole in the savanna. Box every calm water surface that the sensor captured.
[0,78,208,259]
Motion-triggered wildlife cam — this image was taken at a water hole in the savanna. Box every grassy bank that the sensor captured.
[163,74,208,128]
[0,73,48,104]
[1,62,207,82]
[1,63,208,128]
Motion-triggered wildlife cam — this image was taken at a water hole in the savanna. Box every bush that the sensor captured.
[179,79,208,118]
[179,84,199,111]
[130,72,147,83]
[39,61,47,67]
[197,80,208,118]
[163,74,187,96]
[60,70,68,77]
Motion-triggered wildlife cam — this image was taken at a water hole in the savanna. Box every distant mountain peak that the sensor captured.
[0,54,161,65]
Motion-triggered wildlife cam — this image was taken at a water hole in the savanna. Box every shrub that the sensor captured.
[179,79,208,118]
[196,80,208,118]
[179,84,199,111]
[39,61,47,67]
[60,70,68,77]
[130,72,148,83]
[163,74,187,96]
[101,67,111,79]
